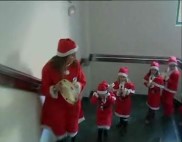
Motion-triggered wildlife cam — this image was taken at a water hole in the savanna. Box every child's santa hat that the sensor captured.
[57,38,78,57]
[118,67,128,78]
[97,81,109,96]
[168,56,178,66]
[150,61,159,71]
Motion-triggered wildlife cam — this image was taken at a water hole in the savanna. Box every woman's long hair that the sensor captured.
[50,55,78,74]
[147,69,160,77]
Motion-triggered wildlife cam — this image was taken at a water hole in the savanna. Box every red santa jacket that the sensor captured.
[41,60,86,136]
[163,70,180,94]
[144,73,164,110]
[113,81,135,118]
[161,70,180,106]
[90,92,116,129]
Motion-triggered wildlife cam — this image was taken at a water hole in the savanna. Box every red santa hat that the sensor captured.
[97,81,109,96]
[168,56,178,66]
[57,38,78,57]
[118,67,128,77]
[150,61,159,71]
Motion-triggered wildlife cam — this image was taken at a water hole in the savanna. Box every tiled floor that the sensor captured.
[75,96,181,142]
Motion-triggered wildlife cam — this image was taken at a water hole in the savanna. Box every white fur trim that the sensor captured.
[126,89,135,94]
[109,83,115,88]
[57,46,78,57]
[168,62,177,66]
[97,125,110,130]
[115,112,130,118]
[118,73,128,77]
[123,118,129,121]
[57,133,68,140]
[149,84,154,88]
[73,81,81,94]
[112,96,116,101]
[150,66,159,70]
[67,132,78,137]
[146,102,160,110]
[164,87,177,94]
[49,85,58,99]
[78,117,85,124]
[113,88,118,92]
[152,82,164,89]
[97,90,108,94]
[93,92,99,97]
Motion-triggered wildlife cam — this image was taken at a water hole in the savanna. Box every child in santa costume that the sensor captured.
[161,56,180,118]
[41,38,86,142]
[90,81,116,142]
[144,61,164,124]
[112,67,135,134]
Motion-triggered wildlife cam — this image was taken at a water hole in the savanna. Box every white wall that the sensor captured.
[0,86,41,142]
[88,1,181,57]
[87,1,182,95]
[0,1,84,79]
[0,1,181,96]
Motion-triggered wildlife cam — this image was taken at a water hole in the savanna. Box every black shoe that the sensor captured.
[71,136,76,142]
[97,129,103,142]
[116,123,122,128]
[103,129,108,137]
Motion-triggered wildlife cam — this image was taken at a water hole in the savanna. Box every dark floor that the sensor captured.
[75,95,182,142]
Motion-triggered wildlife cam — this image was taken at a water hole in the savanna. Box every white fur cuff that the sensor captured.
[93,92,99,98]
[49,85,58,99]
[74,82,82,94]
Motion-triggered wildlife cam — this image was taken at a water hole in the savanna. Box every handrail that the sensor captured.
[0,64,41,93]
[89,54,182,69]
[0,55,181,93]
[0,59,87,93]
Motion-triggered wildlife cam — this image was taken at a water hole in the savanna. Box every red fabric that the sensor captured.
[41,60,86,136]
[118,67,128,75]
[144,74,164,110]
[161,70,180,116]
[168,56,177,64]
[78,104,85,123]
[57,38,76,54]
[113,81,135,117]
[90,93,115,127]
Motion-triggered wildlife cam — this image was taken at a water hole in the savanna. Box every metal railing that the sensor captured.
[0,55,181,93]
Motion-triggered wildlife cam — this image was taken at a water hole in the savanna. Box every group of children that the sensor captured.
[90,56,180,142]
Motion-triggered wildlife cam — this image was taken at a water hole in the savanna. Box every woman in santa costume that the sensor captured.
[161,56,180,118]
[90,81,116,142]
[144,61,164,124]
[112,67,135,134]
[41,38,86,142]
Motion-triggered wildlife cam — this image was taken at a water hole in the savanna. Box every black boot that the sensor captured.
[151,110,155,120]
[103,129,108,138]
[71,136,76,142]
[123,120,128,134]
[103,129,109,142]
[97,128,103,142]
[116,117,123,128]
[145,108,153,124]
